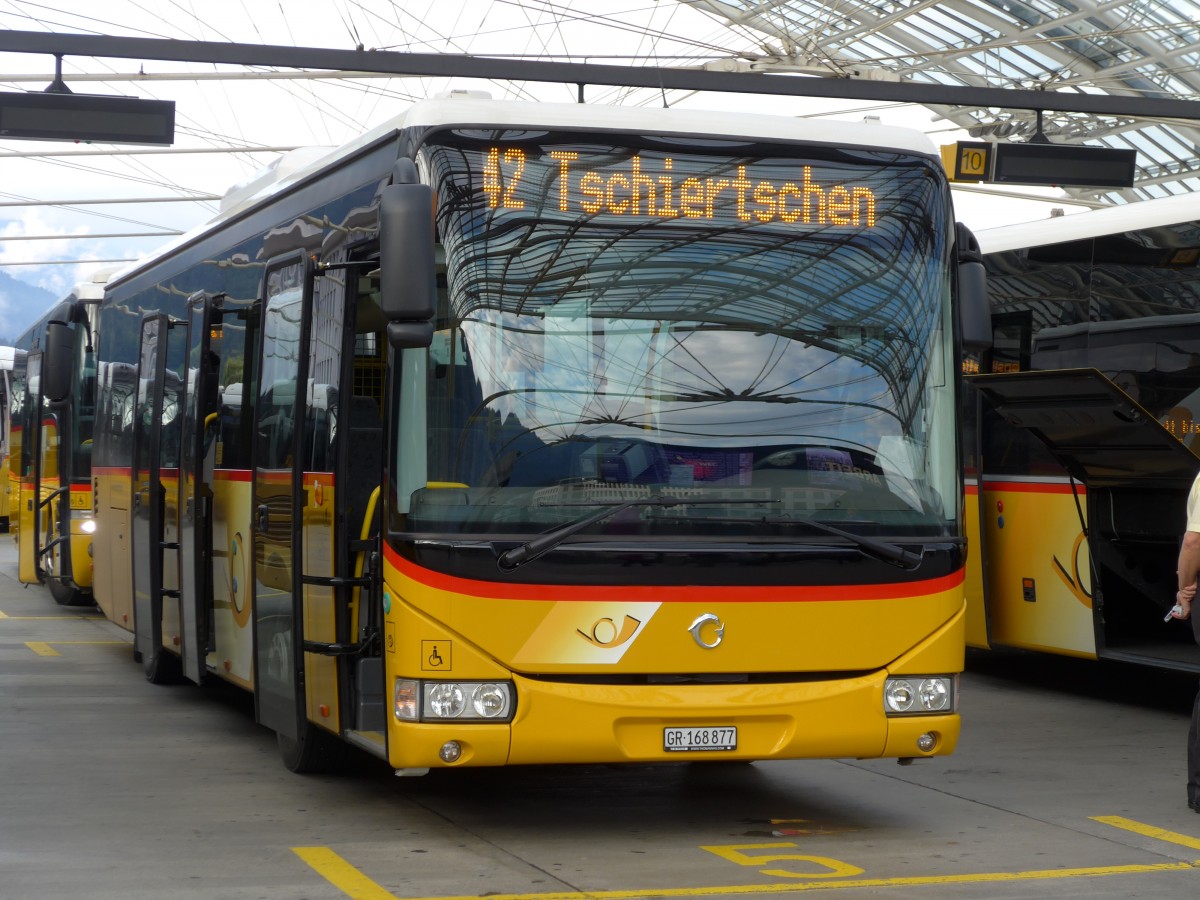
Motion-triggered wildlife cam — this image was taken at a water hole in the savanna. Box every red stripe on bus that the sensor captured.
[93,465,255,482]
[383,541,963,603]
[981,479,1085,495]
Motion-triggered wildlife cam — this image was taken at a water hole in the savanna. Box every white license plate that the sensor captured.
[663,726,737,752]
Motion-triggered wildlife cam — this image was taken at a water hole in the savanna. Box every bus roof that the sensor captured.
[400,95,937,154]
[976,192,1200,255]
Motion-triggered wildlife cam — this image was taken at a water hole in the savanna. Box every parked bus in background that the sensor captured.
[0,345,22,531]
[965,194,1200,673]
[72,94,990,774]
[10,272,106,606]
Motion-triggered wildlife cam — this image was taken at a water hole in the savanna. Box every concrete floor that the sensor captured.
[2,536,1200,899]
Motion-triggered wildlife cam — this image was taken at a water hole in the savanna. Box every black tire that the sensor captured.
[48,579,92,607]
[143,643,181,684]
[278,721,348,774]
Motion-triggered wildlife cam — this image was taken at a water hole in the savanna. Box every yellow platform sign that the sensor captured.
[940,141,993,182]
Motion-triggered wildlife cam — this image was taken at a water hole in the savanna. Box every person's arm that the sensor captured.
[1176,530,1200,618]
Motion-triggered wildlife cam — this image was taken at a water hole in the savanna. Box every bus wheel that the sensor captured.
[278,721,348,774]
[143,644,181,685]
[49,580,91,607]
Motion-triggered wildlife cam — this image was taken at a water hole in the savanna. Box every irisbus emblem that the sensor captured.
[689,613,725,649]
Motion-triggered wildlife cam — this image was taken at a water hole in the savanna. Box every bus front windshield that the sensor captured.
[394,131,957,542]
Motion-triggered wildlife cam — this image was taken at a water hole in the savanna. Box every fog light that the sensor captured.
[916,732,937,752]
[439,741,462,763]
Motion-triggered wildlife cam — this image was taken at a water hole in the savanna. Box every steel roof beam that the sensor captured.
[2,29,1200,120]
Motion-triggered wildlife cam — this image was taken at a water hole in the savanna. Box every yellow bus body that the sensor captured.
[0,462,9,528]
[379,547,964,768]
[94,465,259,688]
[966,478,1096,659]
[17,474,36,584]
[12,413,93,594]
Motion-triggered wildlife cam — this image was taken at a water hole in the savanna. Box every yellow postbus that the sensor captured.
[9,275,105,606]
[0,345,21,532]
[965,193,1200,672]
[76,95,990,773]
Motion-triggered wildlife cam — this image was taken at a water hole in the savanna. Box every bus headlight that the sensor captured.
[394,679,514,722]
[884,676,956,715]
[80,519,97,534]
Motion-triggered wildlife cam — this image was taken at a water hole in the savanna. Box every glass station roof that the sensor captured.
[679,0,1200,203]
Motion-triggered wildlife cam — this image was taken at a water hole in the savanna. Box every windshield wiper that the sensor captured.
[496,496,779,571]
[755,514,923,568]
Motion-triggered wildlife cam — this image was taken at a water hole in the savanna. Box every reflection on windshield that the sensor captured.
[395,132,956,540]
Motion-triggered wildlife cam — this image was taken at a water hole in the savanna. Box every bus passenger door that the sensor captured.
[178,293,223,684]
[131,313,176,681]
[252,253,313,741]
[18,352,43,586]
[37,393,67,593]
[973,368,1200,668]
[27,347,71,596]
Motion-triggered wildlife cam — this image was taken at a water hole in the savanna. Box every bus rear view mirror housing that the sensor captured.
[379,179,436,349]
[955,223,992,352]
[43,305,74,403]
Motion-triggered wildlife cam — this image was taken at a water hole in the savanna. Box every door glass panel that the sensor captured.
[253,260,306,738]
[132,317,164,664]
[18,354,40,585]
[179,297,219,684]
[38,406,62,581]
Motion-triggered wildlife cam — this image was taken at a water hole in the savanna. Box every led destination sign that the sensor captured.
[482,146,880,228]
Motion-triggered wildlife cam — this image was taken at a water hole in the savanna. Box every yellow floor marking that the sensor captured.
[24,640,125,657]
[298,860,1197,900]
[297,821,1200,900]
[2,614,104,620]
[1093,815,1200,851]
[294,847,400,900]
[0,609,7,618]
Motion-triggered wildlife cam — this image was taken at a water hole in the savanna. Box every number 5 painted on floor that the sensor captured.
[701,842,864,878]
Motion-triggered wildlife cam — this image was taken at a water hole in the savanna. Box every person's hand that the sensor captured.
[1176,584,1195,619]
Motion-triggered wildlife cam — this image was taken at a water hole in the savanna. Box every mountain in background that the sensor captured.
[0,270,57,346]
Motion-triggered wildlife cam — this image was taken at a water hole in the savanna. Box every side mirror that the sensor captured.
[43,309,74,403]
[379,180,436,341]
[386,321,436,350]
[955,223,992,352]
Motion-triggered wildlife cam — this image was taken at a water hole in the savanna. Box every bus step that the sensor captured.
[344,729,387,760]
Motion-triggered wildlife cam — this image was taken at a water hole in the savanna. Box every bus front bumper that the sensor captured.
[386,672,959,770]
